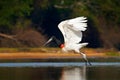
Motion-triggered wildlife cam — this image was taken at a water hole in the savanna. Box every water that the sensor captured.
[0,62,119,80]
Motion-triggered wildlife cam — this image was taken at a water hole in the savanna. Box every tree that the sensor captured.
[0,0,33,32]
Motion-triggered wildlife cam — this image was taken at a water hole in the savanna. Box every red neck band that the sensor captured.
[60,44,64,48]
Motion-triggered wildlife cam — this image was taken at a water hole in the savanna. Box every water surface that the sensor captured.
[0,62,119,80]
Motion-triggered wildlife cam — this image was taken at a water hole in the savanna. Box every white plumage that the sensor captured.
[58,16,91,65]
[44,16,91,65]
[58,17,88,52]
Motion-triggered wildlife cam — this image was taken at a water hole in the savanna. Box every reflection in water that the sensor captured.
[0,62,120,80]
[0,66,86,80]
[61,66,86,80]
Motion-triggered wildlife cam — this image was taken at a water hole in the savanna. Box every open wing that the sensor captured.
[58,16,87,44]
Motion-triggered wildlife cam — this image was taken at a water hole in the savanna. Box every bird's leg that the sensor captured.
[80,52,92,66]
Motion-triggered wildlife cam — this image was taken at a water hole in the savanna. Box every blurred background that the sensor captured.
[0,0,120,50]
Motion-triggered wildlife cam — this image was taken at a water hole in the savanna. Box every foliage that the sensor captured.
[0,0,33,31]
[0,0,120,49]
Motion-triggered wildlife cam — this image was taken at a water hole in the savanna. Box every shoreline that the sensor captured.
[0,48,119,60]
[0,52,106,59]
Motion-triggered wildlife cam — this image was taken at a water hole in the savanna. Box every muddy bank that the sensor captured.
[0,52,109,59]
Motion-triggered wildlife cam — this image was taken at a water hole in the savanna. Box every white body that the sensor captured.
[58,17,88,53]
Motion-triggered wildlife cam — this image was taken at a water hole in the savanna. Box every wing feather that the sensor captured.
[58,16,87,44]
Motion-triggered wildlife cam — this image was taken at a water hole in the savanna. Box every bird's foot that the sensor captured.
[84,60,92,66]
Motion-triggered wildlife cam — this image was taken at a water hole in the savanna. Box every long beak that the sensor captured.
[43,36,54,46]
[43,36,62,47]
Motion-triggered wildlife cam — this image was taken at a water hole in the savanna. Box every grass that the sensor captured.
[105,51,120,56]
[0,48,18,53]
[0,47,60,53]
[0,47,119,57]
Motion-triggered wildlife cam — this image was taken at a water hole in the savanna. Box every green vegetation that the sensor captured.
[0,0,33,30]
[0,47,60,53]
[0,0,120,50]
[105,51,120,56]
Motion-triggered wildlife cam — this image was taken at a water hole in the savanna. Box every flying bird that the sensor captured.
[58,16,91,65]
[44,17,91,65]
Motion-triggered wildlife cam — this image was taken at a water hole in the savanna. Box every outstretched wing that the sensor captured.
[58,16,87,44]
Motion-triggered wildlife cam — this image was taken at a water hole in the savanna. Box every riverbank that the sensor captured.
[0,48,119,59]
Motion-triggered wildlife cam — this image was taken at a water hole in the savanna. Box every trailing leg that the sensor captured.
[80,52,92,66]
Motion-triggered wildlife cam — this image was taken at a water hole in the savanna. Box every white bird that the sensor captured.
[58,16,91,65]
